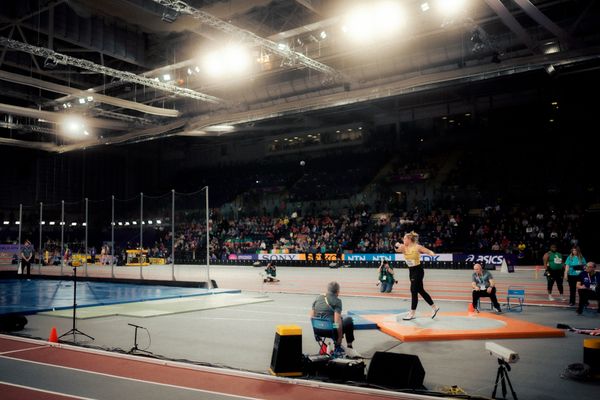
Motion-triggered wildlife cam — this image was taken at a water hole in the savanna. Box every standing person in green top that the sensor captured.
[378,260,396,293]
[564,246,586,306]
[543,243,564,301]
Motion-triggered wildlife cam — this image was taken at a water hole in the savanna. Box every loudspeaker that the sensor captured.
[269,325,303,377]
[302,354,330,376]
[326,358,366,382]
[0,314,27,332]
[367,352,425,389]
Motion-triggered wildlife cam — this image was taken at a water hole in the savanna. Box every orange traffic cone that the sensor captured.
[468,303,475,316]
[48,326,58,343]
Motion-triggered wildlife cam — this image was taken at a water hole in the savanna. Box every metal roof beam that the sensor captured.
[150,0,341,79]
[0,37,223,104]
[0,70,179,117]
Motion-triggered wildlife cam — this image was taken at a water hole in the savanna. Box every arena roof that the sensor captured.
[0,0,598,152]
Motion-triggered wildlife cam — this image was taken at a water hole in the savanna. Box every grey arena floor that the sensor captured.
[6,265,600,399]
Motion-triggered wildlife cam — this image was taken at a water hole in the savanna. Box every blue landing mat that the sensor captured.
[347,309,409,330]
[0,279,240,316]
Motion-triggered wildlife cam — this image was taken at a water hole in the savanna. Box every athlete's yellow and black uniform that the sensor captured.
[405,246,434,310]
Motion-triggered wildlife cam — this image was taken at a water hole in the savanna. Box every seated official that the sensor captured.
[472,263,502,313]
[310,281,357,357]
[378,260,396,293]
[576,262,599,315]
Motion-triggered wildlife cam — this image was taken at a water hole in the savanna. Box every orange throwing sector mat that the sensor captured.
[362,312,565,342]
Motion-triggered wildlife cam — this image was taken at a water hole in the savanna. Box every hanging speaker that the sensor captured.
[367,352,425,389]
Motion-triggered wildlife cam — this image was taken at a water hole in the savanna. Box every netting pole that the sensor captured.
[60,200,64,276]
[39,202,43,274]
[18,204,22,272]
[171,189,175,281]
[206,186,211,290]
[85,197,88,277]
[140,192,143,280]
[111,195,115,278]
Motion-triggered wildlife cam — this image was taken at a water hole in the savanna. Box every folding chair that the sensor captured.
[506,286,525,312]
[310,317,338,355]
[476,298,495,311]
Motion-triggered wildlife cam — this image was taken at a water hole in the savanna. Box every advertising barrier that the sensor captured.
[228,254,257,261]
[0,244,19,264]
[452,253,517,267]
[257,253,303,261]
[343,253,453,262]
[238,253,456,263]
[226,253,516,269]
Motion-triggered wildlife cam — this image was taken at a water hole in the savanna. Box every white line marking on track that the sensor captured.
[0,345,49,356]
[0,380,96,399]
[0,355,259,400]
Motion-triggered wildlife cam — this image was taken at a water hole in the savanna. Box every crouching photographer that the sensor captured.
[264,262,280,283]
[378,260,396,293]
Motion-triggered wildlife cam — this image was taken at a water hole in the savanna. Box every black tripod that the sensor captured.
[127,323,152,355]
[59,267,94,341]
[492,358,518,400]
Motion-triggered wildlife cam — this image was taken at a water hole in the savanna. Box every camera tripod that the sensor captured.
[127,323,153,355]
[492,358,518,400]
[59,267,94,341]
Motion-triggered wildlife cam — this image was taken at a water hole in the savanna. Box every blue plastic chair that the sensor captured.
[506,286,525,312]
[310,317,338,355]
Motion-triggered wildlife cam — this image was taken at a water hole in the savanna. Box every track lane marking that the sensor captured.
[0,381,95,400]
[0,355,260,400]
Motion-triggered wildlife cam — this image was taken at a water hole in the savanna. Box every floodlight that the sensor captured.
[435,0,468,16]
[203,52,222,77]
[342,8,372,41]
[223,46,250,74]
[62,115,86,136]
[375,1,406,34]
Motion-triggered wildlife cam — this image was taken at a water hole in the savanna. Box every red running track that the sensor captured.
[0,335,434,400]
